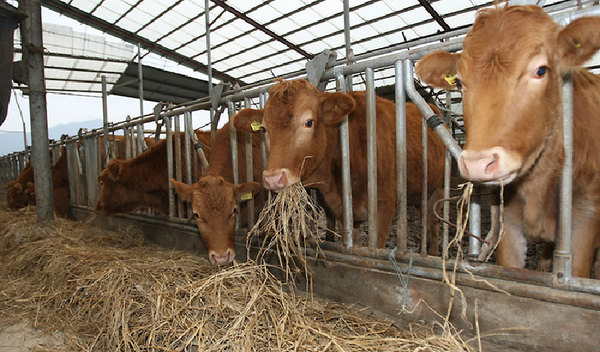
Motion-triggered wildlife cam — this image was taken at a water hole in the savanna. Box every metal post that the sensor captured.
[244,98,255,226]
[365,68,378,248]
[125,116,132,160]
[136,123,144,156]
[21,0,53,222]
[165,115,175,219]
[138,43,144,118]
[228,100,239,186]
[102,76,110,167]
[205,0,216,145]
[174,114,184,217]
[555,72,574,283]
[443,91,453,258]
[395,61,408,254]
[420,105,429,256]
[469,185,481,260]
[335,71,354,249]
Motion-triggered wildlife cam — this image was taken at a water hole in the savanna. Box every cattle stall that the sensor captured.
[2,1,600,351]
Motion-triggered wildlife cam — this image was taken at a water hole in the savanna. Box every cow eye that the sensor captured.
[534,66,547,78]
[455,78,462,88]
[261,126,266,133]
[192,213,200,220]
[305,119,313,128]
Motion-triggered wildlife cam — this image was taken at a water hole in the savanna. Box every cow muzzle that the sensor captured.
[459,148,519,185]
[263,168,297,190]
[209,248,235,267]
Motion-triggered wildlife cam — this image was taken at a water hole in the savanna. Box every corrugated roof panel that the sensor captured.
[287,7,321,26]
[172,1,204,18]
[251,4,283,23]
[92,4,124,24]
[411,21,445,37]
[268,17,298,36]
[432,0,475,15]
[355,2,395,22]
[137,26,165,42]
[305,21,339,40]
[67,0,97,13]
[444,10,478,28]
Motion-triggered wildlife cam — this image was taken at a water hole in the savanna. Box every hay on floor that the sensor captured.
[0,203,476,351]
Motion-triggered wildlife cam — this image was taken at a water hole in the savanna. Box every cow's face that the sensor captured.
[95,160,166,215]
[171,176,260,266]
[5,181,32,209]
[416,5,600,185]
[232,79,355,190]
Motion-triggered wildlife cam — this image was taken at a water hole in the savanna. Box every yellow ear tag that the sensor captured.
[575,42,582,48]
[444,74,457,86]
[241,192,253,201]
[251,121,262,131]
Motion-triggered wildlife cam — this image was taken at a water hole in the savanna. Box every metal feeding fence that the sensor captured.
[2,2,600,350]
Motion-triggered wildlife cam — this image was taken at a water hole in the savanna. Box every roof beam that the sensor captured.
[417,0,451,31]
[211,0,314,60]
[41,0,242,84]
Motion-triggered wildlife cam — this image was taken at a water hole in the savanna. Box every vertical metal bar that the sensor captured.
[228,99,239,186]
[365,68,378,248]
[443,91,452,259]
[228,99,240,230]
[342,0,353,89]
[184,111,194,219]
[555,72,574,283]
[66,142,78,207]
[138,43,144,118]
[174,114,184,218]
[22,0,53,222]
[420,111,429,256]
[335,71,354,249]
[205,0,216,146]
[125,116,132,160]
[102,76,110,167]
[85,136,99,208]
[244,98,255,226]
[259,93,268,173]
[136,123,144,157]
[165,115,175,219]
[395,61,408,254]
[469,185,481,259]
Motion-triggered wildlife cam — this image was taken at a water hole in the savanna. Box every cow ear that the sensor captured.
[232,108,264,134]
[107,160,122,181]
[234,182,261,204]
[13,182,23,193]
[557,17,600,69]
[170,178,194,203]
[415,51,462,90]
[320,92,356,125]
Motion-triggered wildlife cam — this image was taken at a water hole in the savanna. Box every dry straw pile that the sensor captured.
[0,189,475,351]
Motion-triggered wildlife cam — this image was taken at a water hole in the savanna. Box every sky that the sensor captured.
[1,5,214,155]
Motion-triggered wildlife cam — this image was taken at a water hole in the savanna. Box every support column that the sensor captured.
[20,0,54,222]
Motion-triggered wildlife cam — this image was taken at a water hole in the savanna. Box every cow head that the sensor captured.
[96,159,169,215]
[5,181,32,209]
[170,176,261,266]
[233,79,355,190]
[416,5,600,185]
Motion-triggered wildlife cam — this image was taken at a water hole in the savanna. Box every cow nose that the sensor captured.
[209,248,235,267]
[459,150,500,182]
[263,168,291,190]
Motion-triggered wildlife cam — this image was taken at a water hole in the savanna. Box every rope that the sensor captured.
[389,247,413,315]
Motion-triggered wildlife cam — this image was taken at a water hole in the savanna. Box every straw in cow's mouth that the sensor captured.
[246,182,327,285]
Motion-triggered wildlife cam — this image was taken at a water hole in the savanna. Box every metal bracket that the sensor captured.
[306,49,337,87]
[210,82,225,110]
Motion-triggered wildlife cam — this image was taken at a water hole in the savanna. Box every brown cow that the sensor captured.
[5,162,34,210]
[415,5,600,277]
[232,79,446,250]
[170,122,262,266]
[95,131,211,216]
[22,148,70,217]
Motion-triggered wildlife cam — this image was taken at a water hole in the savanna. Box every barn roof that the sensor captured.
[9,0,587,103]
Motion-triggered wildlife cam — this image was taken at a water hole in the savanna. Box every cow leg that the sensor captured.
[496,222,528,269]
[570,217,600,278]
